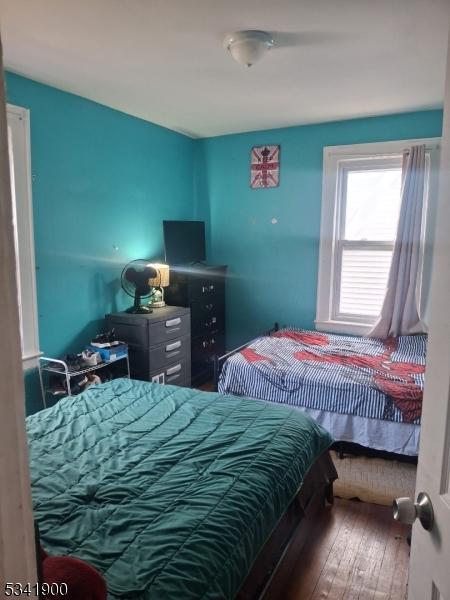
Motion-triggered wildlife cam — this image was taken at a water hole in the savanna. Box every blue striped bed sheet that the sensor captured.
[218,329,427,425]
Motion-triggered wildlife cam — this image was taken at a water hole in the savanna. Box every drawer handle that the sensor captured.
[204,317,217,328]
[202,285,215,294]
[166,372,181,383]
[166,340,181,352]
[166,364,182,376]
[166,317,181,327]
[202,338,216,349]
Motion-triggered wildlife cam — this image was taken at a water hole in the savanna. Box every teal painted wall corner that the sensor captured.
[5,72,196,413]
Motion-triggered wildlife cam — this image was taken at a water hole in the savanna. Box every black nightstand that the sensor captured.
[106,306,191,387]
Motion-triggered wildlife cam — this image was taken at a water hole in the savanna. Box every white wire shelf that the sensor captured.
[40,354,128,377]
[38,352,130,407]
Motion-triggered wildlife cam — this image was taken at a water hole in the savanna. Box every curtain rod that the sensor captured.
[329,144,440,158]
[402,143,440,153]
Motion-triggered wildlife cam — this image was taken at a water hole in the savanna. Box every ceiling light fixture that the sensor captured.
[224,30,274,67]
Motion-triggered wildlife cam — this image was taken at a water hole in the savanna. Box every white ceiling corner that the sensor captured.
[1,0,449,138]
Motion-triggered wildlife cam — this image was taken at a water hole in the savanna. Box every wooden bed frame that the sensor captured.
[237,451,337,600]
[213,324,417,464]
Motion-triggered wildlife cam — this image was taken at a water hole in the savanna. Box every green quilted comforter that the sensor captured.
[27,379,332,599]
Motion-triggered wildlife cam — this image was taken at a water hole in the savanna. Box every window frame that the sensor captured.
[7,103,40,369]
[316,138,440,336]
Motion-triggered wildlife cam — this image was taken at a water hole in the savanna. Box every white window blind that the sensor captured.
[339,248,393,317]
[334,162,403,322]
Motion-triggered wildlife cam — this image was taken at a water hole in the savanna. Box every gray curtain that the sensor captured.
[369,144,426,338]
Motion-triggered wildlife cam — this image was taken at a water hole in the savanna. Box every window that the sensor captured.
[316,139,440,335]
[7,104,40,369]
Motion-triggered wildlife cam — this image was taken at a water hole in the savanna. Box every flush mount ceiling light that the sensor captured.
[224,30,274,67]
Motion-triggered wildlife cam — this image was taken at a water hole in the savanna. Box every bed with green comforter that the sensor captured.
[27,378,332,599]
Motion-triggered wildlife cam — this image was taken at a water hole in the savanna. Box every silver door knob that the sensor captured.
[393,492,434,531]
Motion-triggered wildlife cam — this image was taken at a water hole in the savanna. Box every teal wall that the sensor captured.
[199,110,443,348]
[5,72,196,414]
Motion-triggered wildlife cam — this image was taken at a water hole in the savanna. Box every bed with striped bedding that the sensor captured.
[218,329,427,427]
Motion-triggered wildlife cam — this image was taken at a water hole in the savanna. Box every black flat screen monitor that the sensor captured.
[163,220,206,265]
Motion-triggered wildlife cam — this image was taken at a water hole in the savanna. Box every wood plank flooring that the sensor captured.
[196,381,410,598]
[198,381,215,391]
[282,499,410,600]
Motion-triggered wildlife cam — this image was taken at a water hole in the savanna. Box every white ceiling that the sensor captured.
[1,0,449,138]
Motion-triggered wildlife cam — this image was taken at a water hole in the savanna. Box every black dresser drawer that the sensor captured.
[191,332,224,387]
[190,298,223,318]
[149,335,190,371]
[188,279,222,301]
[191,313,224,336]
[148,313,190,345]
[109,320,146,347]
[191,297,224,335]
[150,359,190,388]
[192,332,225,360]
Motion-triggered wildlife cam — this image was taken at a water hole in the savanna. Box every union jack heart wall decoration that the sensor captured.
[250,144,280,188]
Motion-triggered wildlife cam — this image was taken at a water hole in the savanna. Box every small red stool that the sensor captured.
[40,547,107,600]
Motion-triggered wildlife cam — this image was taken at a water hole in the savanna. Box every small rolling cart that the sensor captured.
[38,346,130,408]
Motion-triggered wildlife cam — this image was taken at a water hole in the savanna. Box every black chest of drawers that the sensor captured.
[165,264,227,386]
[106,306,191,387]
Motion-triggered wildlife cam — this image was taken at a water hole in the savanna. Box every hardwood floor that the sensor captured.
[198,381,215,391]
[282,499,410,600]
[196,380,410,598]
